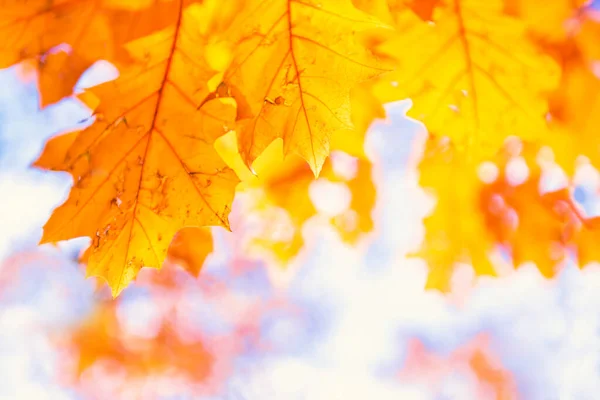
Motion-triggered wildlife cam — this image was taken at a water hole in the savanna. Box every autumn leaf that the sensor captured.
[367,0,560,155]
[405,0,440,21]
[419,134,600,284]
[415,137,496,291]
[572,217,600,267]
[256,154,375,262]
[34,1,239,297]
[165,227,214,276]
[212,0,390,175]
[69,302,212,381]
[353,0,440,23]
[0,0,183,106]
[417,137,574,287]
[538,17,600,173]
[337,85,387,155]
[503,0,587,42]
[216,132,376,264]
[478,154,574,277]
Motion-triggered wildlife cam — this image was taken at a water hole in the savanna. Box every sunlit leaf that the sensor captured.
[212,0,390,175]
[370,0,560,155]
[34,2,239,297]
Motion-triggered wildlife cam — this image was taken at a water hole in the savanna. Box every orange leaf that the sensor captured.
[70,303,212,381]
[479,158,572,277]
[34,1,240,297]
[213,0,390,175]
[541,18,600,173]
[217,132,376,264]
[165,227,214,276]
[0,0,179,106]
[504,0,587,42]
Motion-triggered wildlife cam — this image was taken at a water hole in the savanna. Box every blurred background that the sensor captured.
[2,37,600,399]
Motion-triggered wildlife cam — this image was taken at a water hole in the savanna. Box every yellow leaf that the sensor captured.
[34,2,239,297]
[415,138,496,291]
[334,85,386,158]
[216,131,376,263]
[503,0,587,42]
[479,158,571,277]
[371,0,560,154]
[535,17,600,173]
[213,0,390,175]
[418,138,588,286]
[353,0,440,23]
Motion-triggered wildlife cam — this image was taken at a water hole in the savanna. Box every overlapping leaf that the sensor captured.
[217,132,376,264]
[478,153,574,277]
[211,0,390,175]
[361,0,560,155]
[34,1,239,297]
[504,0,588,41]
[418,137,600,287]
[165,227,214,276]
[540,17,600,173]
[415,138,496,291]
[0,0,182,106]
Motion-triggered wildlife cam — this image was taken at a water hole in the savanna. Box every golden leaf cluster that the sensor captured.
[1,0,599,294]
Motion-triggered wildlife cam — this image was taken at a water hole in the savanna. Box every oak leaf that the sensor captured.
[34,1,239,297]
[212,0,389,175]
[0,0,181,106]
[366,0,560,154]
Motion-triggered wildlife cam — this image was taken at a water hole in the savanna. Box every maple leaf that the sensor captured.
[34,1,239,297]
[366,0,560,155]
[211,0,390,175]
[0,0,182,106]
